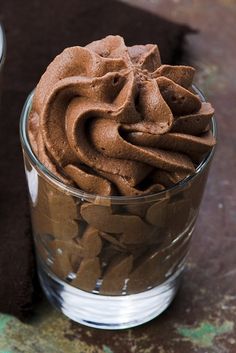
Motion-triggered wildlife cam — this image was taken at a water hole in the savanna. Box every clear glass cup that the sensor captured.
[0,23,6,101]
[20,89,216,329]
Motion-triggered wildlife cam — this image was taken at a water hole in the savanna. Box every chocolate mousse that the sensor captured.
[27,35,216,294]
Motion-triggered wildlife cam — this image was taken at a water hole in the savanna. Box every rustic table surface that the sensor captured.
[0,0,235,352]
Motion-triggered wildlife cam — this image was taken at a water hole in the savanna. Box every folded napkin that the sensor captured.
[0,0,194,319]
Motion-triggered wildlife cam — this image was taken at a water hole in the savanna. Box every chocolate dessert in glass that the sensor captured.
[20,36,216,329]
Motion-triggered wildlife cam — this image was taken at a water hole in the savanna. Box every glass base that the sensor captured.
[38,260,184,330]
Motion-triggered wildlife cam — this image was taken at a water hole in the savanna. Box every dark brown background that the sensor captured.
[0,0,235,352]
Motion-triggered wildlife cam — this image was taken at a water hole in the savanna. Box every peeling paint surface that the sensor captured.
[0,304,104,353]
[177,321,234,348]
[103,345,114,353]
[0,316,12,334]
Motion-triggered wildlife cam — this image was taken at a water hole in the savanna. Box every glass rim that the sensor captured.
[20,87,216,204]
[0,23,6,68]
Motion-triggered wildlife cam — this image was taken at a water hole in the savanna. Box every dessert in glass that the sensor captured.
[20,36,216,329]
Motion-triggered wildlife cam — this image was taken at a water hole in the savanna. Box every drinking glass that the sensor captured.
[20,88,216,329]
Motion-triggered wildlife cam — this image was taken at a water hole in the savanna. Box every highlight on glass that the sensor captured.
[0,23,6,96]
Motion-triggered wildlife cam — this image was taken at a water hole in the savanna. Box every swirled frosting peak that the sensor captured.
[29,35,216,196]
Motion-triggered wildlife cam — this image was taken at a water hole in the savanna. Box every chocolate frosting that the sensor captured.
[29,35,215,196]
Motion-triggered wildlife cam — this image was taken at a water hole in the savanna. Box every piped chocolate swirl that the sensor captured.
[29,35,215,196]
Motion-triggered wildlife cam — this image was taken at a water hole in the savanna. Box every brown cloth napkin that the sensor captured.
[0,0,193,319]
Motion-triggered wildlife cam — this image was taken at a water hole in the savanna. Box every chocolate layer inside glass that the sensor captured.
[27,36,215,294]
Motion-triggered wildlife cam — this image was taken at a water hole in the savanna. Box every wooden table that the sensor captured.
[0,0,235,352]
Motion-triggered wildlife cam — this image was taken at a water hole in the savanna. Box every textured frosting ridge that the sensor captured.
[29,35,215,196]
